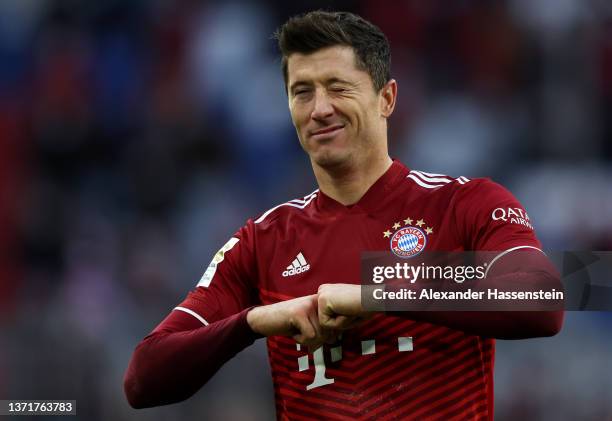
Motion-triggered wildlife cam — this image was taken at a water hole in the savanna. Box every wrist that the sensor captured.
[246,306,264,335]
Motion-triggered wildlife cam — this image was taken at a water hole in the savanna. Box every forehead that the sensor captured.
[287,45,369,85]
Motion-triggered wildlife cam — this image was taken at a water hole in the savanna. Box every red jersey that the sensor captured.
[176,160,541,420]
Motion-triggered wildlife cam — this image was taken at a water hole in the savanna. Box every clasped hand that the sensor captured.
[246,283,371,350]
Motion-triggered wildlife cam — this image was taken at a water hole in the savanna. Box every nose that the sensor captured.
[311,89,334,121]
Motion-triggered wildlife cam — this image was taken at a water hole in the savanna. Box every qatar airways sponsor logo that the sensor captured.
[492,207,534,230]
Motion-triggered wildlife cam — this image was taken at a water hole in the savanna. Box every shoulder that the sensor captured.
[251,189,319,228]
[404,169,475,192]
[404,169,518,211]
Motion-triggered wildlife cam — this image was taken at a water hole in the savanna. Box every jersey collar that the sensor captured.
[315,159,410,215]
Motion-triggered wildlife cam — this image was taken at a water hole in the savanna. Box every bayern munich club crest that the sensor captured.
[383,217,433,258]
[390,226,426,258]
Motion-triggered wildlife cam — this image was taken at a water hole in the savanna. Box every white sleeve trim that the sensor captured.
[484,245,545,278]
[174,306,209,326]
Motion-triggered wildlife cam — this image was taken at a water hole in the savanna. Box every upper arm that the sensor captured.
[164,221,260,329]
[455,179,563,331]
[453,178,562,282]
[454,179,541,252]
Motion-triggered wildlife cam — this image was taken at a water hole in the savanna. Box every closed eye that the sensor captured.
[329,85,351,94]
[292,89,314,101]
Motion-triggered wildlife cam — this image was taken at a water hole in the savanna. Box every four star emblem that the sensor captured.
[382,217,435,238]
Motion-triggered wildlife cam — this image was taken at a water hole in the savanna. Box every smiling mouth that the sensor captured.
[310,125,345,140]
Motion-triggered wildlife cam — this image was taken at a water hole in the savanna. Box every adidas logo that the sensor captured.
[282,252,310,277]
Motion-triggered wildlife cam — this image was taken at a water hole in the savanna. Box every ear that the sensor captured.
[379,79,397,118]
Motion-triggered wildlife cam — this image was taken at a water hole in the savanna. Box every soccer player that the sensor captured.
[124,11,563,420]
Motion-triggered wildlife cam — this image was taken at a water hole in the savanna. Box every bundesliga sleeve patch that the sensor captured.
[197,237,240,287]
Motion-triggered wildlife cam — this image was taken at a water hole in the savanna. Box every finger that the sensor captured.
[318,296,334,327]
[292,315,316,345]
[320,314,349,330]
[308,310,323,340]
[325,315,365,330]
[318,310,332,328]
[307,311,330,350]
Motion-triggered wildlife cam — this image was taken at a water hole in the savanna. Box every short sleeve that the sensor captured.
[175,220,260,325]
[454,179,542,252]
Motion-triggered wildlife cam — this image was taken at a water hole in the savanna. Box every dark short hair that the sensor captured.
[274,10,391,92]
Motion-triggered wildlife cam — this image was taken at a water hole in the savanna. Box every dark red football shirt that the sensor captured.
[175,160,542,420]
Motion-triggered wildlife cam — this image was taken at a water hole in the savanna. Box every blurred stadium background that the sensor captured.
[1,0,611,420]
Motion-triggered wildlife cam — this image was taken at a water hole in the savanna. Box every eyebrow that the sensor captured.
[289,77,354,94]
[326,77,353,86]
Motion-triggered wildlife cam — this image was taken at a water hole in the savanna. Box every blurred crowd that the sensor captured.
[0,0,611,420]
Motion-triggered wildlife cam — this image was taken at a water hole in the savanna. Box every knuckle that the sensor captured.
[319,319,332,329]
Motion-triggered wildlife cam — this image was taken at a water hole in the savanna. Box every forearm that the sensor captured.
[124,307,260,408]
[319,250,565,339]
[387,270,565,339]
[245,294,333,348]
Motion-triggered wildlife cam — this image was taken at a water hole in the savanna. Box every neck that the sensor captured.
[312,153,393,206]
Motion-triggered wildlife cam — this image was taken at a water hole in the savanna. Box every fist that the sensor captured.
[317,284,371,330]
[247,294,335,349]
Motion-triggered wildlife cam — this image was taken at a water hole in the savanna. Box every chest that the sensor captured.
[257,202,463,299]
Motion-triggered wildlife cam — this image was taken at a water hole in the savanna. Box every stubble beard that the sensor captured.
[312,148,352,170]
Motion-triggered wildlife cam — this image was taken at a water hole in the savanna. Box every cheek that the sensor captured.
[290,114,299,129]
[345,99,370,122]
[289,111,308,145]
[360,101,379,124]
[290,106,308,129]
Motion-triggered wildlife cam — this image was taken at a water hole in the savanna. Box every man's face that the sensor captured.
[286,46,388,169]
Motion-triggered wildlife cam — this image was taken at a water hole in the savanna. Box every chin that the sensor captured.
[312,149,353,170]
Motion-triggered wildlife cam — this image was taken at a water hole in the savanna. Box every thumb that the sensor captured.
[320,314,352,330]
